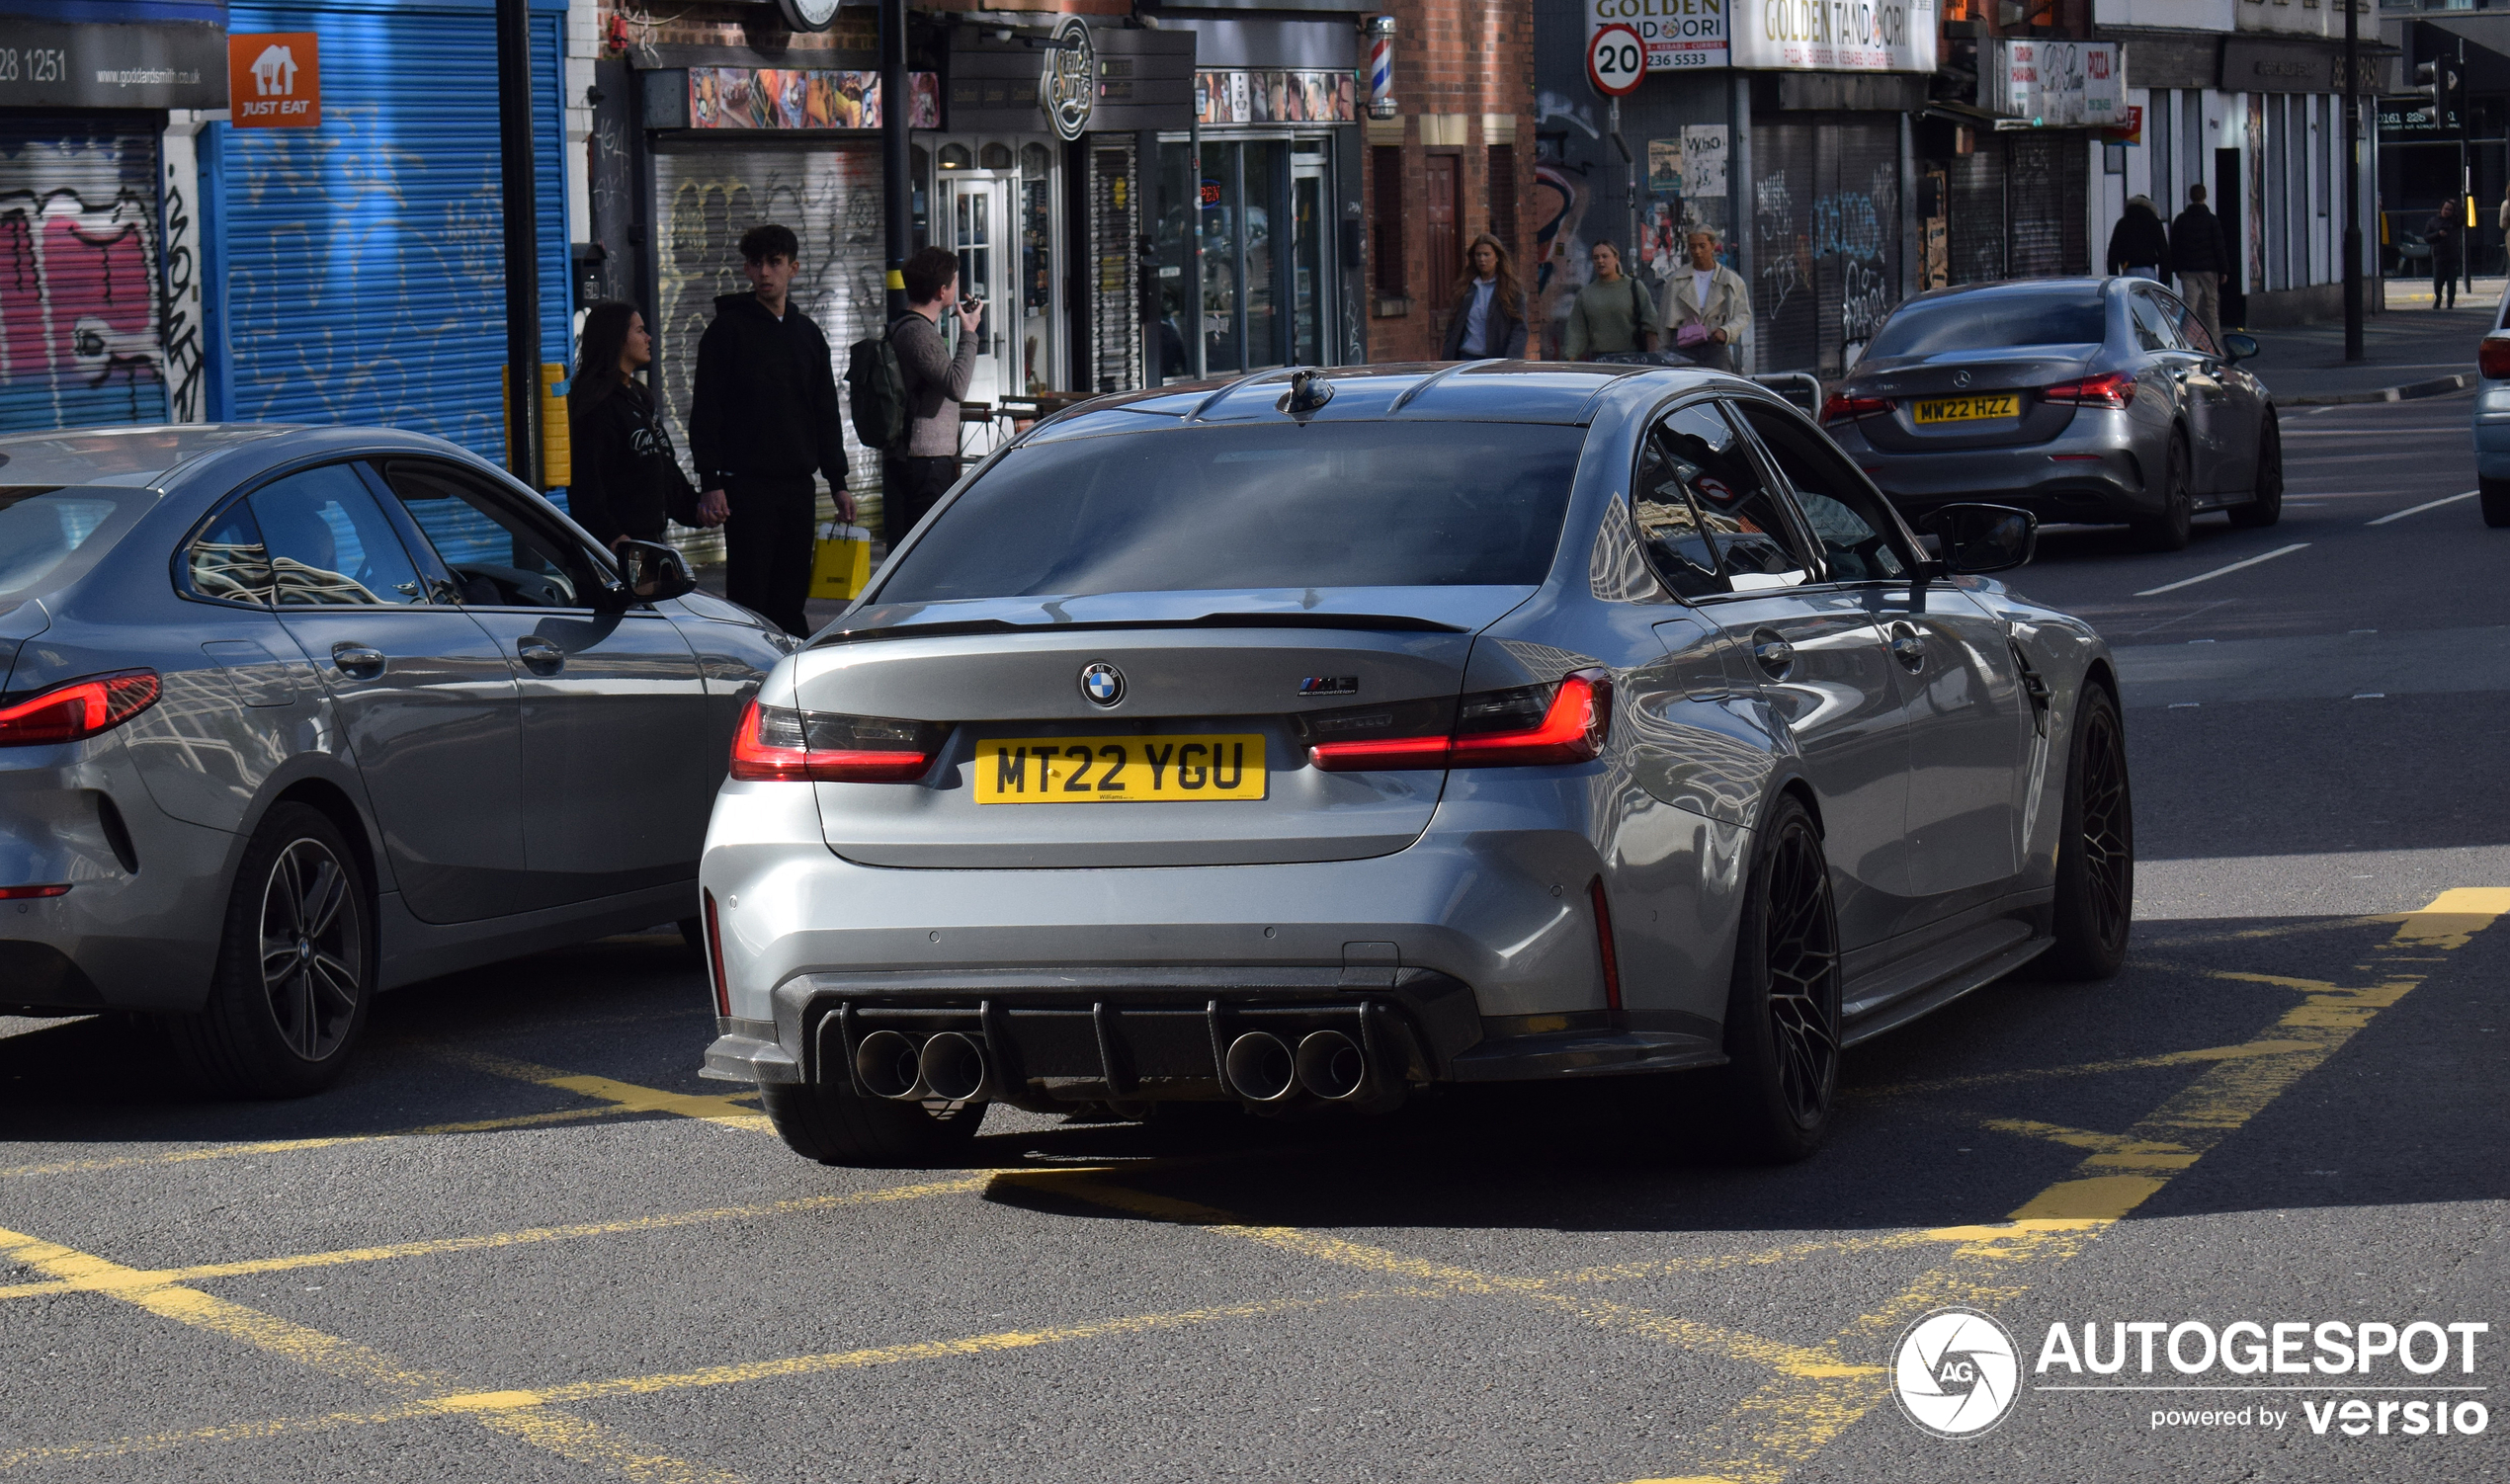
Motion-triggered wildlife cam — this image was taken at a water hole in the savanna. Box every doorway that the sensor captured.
[1292,148,1330,365]
[937,168,1020,406]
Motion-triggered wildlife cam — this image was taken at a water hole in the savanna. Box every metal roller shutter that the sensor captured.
[1948,145,2005,286]
[219,2,569,464]
[2004,132,2087,279]
[0,121,167,433]
[651,141,884,538]
[1088,139,1140,394]
[1750,120,1816,376]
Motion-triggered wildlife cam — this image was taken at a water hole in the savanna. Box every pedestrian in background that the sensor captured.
[567,300,707,557]
[1440,232,1528,360]
[690,222,852,637]
[1562,241,1658,362]
[2169,185,2229,350]
[1659,227,1751,373]
[2423,196,2463,310]
[885,245,981,550]
[2106,196,2171,282]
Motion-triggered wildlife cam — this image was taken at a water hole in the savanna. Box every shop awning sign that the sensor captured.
[1584,0,1728,74]
[1980,40,2122,128]
[1043,17,1095,141]
[1727,0,1935,74]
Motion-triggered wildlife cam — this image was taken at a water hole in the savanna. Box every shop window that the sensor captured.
[1372,145,1405,299]
[911,144,933,250]
[1489,146,1518,261]
[1424,154,1461,310]
[940,143,973,171]
[981,142,1013,171]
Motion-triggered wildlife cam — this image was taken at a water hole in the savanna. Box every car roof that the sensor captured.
[1021,361,1716,442]
[1884,277,2123,312]
[0,424,296,492]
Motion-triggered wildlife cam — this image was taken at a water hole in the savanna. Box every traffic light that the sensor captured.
[2411,59,2460,115]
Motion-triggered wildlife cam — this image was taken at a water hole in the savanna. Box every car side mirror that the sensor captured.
[598,539,699,610]
[1919,503,2037,576]
[2220,332,2260,364]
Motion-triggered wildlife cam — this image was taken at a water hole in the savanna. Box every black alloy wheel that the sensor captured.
[1716,793,1843,1163]
[2046,683,2134,980]
[170,802,374,1098]
[2227,417,2283,529]
[2134,433,2195,551]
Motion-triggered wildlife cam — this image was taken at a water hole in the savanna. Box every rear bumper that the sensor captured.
[2473,387,2510,476]
[1830,411,2158,524]
[698,771,1740,1100]
[0,735,234,1014]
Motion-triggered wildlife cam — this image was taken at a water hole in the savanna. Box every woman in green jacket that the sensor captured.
[1562,240,1660,361]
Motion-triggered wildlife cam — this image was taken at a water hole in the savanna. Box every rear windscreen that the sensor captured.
[1863,291,2108,360]
[0,487,153,604]
[875,422,1587,602]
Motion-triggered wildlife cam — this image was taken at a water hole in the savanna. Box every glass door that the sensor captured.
[1292,152,1329,367]
[938,170,1019,408]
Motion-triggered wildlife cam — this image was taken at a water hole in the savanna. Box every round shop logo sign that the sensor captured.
[1894,1307,2022,1440]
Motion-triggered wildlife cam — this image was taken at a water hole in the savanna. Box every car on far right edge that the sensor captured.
[1821,277,2281,551]
[2474,286,2510,527]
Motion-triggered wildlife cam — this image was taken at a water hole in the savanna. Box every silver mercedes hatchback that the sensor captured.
[0,424,790,1096]
[701,364,2134,1166]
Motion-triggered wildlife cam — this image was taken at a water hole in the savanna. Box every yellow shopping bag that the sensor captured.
[809,522,872,601]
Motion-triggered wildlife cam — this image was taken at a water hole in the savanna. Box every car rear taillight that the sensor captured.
[0,671,158,748]
[1308,670,1613,772]
[2041,371,2136,409]
[726,699,946,783]
[0,884,70,900]
[1820,393,1890,423]
[702,888,729,1018]
[2481,335,2510,379]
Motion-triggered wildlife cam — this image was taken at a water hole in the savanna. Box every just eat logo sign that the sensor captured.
[228,33,321,127]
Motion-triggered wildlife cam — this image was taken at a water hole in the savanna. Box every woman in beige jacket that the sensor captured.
[1659,227,1752,373]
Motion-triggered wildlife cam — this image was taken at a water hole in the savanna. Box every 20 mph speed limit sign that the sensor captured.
[1587,24,1643,98]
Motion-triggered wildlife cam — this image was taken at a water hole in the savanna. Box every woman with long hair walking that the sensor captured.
[1441,231,1529,359]
[567,300,706,551]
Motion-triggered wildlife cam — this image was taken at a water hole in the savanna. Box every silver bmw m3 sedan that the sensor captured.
[0,425,790,1096]
[700,363,2134,1166]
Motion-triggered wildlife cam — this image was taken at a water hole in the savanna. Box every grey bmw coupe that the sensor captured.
[0,425,790,1096]
[1820,278,2281,551]
[700,363,2134,1166]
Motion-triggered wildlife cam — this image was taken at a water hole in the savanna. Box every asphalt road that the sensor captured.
[4,396,2506,1484]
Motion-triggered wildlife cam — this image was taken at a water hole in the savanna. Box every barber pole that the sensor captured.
[1366,16,1395,120]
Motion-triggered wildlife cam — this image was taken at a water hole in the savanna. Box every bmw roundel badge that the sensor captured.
[1079,662,1126,707]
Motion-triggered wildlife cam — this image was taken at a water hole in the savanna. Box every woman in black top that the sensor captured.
[567,300,703,549]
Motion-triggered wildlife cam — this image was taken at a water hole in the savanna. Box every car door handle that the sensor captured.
[1888,622,1927,674]
[516,637,565,675]
[1751,629,1794,681]
[329,642,385,680]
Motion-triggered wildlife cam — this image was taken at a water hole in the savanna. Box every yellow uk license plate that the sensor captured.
[974,734,1268,802]
[1913,393,2020,424]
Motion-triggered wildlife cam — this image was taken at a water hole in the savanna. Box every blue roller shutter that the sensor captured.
[0,121,169,433]
[217,0,569,464]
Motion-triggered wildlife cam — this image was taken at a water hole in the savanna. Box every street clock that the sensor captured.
[775,0,839,32]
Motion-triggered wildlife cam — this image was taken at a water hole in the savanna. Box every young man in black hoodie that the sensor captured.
[690,223,852,636]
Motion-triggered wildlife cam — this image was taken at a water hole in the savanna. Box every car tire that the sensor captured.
[2042,682,2134,981]
[2483,477,2510,529]
[2133,433,2195,551]
[167,802,373,1099]
[1713,792,1842,1164]
[760,1079,985,1168]
[2226,418,2283,529]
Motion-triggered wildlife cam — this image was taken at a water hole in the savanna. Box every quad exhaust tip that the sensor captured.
[854,1030,926,1100]
[1222,1031,1298,1103]
[1294,1030,1369,1101]
[919,1031,988,1103]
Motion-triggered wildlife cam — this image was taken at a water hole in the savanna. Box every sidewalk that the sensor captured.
[2245,278,2502,405]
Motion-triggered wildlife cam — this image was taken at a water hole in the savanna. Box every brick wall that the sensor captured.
[1360,0,1538,363]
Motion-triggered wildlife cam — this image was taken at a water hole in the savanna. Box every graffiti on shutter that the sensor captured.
[653,142,883,543]
[0,126,166,433]
[1752,118,1900,375]
[1751,121,1815,374]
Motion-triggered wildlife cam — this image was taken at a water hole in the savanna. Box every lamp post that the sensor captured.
[2343,0,2361,361]
[496,0,540,488]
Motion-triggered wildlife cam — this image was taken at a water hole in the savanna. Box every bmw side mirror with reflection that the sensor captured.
[603,539,699,609]
[2221,333,2260,364]
[1920,503,2038,575]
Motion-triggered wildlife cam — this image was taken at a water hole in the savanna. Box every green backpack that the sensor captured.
[845,316,914,453]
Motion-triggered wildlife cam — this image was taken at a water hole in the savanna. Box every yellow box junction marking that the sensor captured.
[1637,887,2510,1484]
